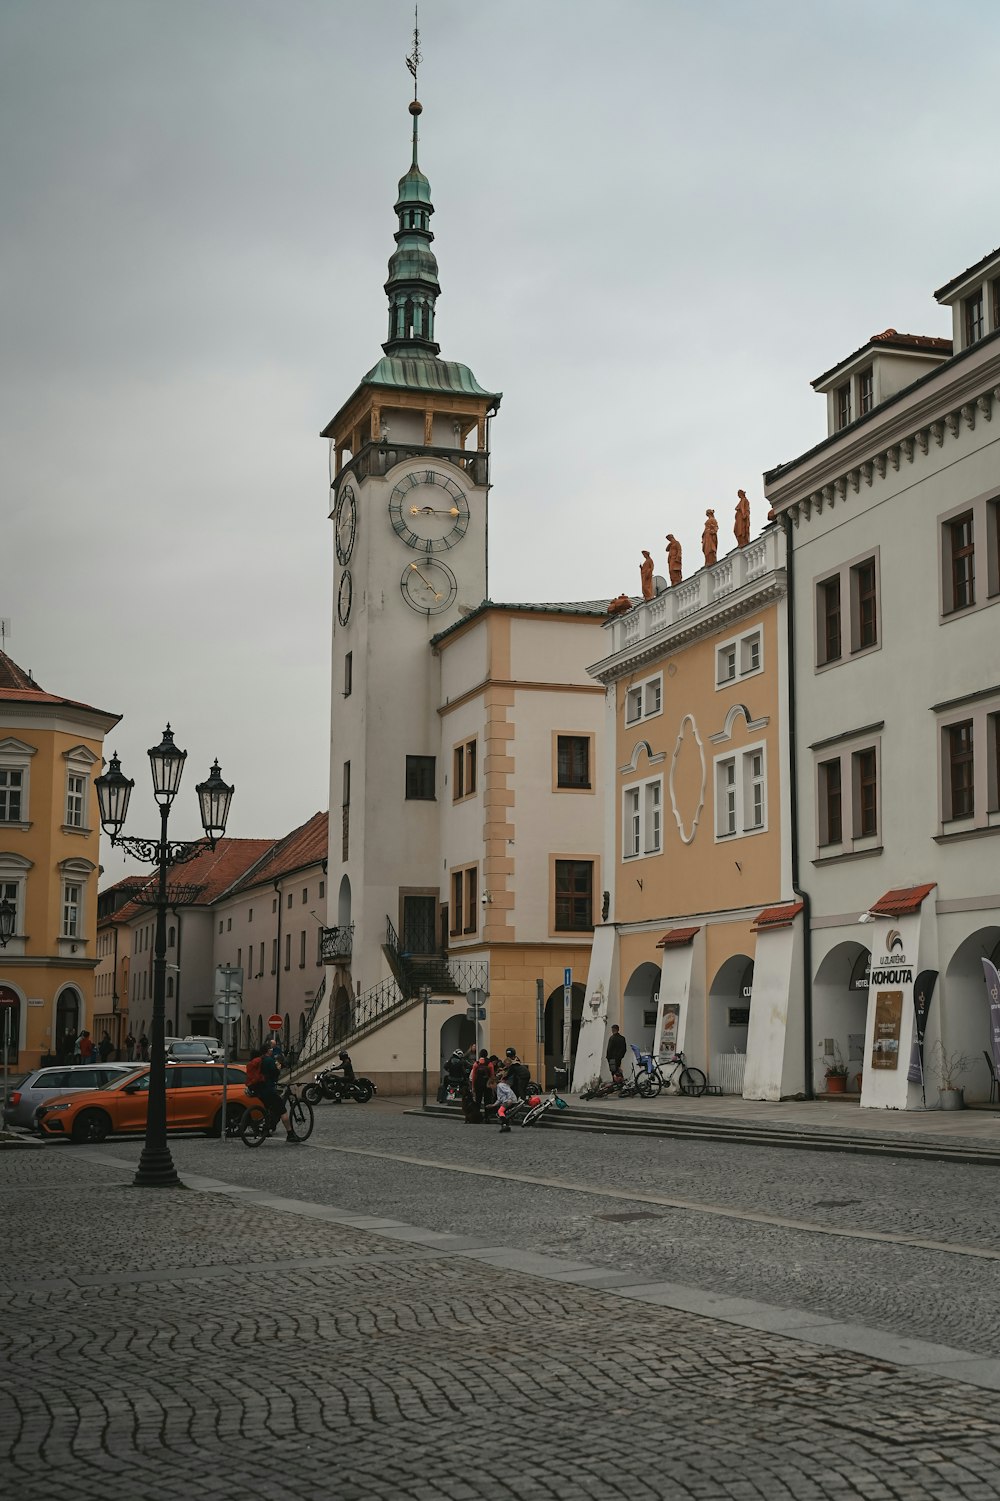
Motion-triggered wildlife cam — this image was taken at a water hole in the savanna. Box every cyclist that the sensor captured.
[253,1041,303,1144]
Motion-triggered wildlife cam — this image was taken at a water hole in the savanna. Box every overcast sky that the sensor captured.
[2,0,998,859]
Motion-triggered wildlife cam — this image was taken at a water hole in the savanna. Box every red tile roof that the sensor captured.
[869,884,937,919]
[753,901,804,931]
[227,811,328,895]
[655,926,701,949]
[811,331,952,389]
[0,648,120,723]
[108,838,274,923]
[0,651,38,691]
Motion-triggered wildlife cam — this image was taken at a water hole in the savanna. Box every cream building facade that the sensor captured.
[764,242,1000,1108]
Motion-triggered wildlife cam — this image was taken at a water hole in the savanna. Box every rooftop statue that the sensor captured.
[701,509,718,567]
[640,549,654,600]
[665,533,683,587]
[606,592,633,617]
[734,489,751,549]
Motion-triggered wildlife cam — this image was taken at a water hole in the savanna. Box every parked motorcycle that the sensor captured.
[302,1056,376,1106]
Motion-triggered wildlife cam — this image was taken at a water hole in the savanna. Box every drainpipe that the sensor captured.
[273,879,283,1032]
[781,512,814,1099]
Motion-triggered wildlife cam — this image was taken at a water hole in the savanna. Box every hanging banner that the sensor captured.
[906,970,938,1085]
[983,959,1000,1075]
[660,1004,680,1055]
[871,990,903,1069]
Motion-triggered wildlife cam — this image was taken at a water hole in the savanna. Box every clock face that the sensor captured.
[335,483,357,565]
[388,469,469,552]
[400,558,458,615]
[337,570,353,626]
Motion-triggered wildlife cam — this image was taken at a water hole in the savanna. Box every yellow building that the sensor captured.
[578,525,801,1097]
[0,650,120,1071]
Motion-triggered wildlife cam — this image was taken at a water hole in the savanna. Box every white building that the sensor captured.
[764,242,1000,1108]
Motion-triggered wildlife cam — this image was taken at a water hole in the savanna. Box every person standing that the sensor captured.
[470,1050,495,1121]
[124,1030,136,1062]
[76,1030,94,1065]
[256,1040,302,1143]
[98,1030,113,1062]
[606,1024,627,1082]
[138,1031,149,1062]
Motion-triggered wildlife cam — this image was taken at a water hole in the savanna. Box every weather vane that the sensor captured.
[405,5,421,99]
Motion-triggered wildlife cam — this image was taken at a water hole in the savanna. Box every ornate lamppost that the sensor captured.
[95,727,234,1188]
[0,897,16,947]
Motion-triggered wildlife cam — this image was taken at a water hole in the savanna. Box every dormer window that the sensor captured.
[858,366,874,416]
[836,382,852,430]
[964,290,984,347]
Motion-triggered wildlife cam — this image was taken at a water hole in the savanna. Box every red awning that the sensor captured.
[869,883,936,918]
[753,901,804,931]
[655,926,701,949]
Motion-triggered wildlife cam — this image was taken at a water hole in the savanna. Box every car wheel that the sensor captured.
[71,1109,111,1144]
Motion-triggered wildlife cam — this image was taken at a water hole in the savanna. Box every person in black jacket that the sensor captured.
[500,1047,530,1099]
[606,1024,627,1082]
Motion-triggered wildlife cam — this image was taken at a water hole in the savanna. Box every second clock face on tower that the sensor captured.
[400,558,458,615]
[388,469,469,552]
[335,483,357,565]
[337,570,353,626]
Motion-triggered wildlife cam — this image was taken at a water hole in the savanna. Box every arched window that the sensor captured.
[55,987,80,1059]
[168,925,176,947]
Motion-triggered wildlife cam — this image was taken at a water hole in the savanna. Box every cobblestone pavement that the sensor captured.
[4,1116,1000,1499]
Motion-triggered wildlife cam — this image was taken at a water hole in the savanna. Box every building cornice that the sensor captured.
[765,336,1000,523]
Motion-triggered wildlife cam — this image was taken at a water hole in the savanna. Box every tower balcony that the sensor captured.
[337,440,488,493]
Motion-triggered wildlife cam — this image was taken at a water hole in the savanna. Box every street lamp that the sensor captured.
[95,727,234,1188]
[0,896,16,947]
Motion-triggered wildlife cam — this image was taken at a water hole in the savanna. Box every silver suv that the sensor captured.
[3,1063,138,1129]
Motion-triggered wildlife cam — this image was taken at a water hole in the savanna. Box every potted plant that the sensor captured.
[930,1041,972,1110]
[823,1047,849,1095]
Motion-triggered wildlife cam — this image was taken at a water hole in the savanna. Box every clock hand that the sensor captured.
[408,562,445,601]
[408,505,460,518]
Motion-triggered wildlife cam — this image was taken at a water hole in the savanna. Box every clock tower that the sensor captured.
[321,87,501,1021]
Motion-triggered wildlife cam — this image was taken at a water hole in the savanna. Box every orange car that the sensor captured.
[34,1062,251,1144]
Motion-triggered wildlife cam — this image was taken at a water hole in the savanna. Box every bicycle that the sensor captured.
[519,1087,570,1126]
[636,1050,708,1099]
[238,1081,315,1147]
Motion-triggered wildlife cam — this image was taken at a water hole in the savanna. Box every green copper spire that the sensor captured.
[383,92,441,356]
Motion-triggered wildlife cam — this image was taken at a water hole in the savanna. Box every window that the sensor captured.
[714,743,767,839]
[65,773,86,828]
[284,933,291,970]
[852,558,878,650]
[858,366,874,416]
[342,760,350,861]
[940,496,999,617]
[811,728,882,858]
[854,748,878,839]
[405,755,436,800]
[449,865,478,937]
[815,551,880,666]
[302,888,308,904]
[287,893,293,910]
[344,652,353,697]
[554,860,593,931]
[248,908,253,923]
[947,513,975,612]
[622,776,663,858]
[62,882,81,938]
[453,739,477,800]
[0,769,23,822]
[299,931,306,967]
[556,735,590,790]
[836,381,852,429]
[993,278,1000,333]
[271,938,277,974]
[819,759,842,846]
[820,577,841,663]
[319,881,325,899]
[934,694,1000,833]
[237,948,241,969]
[716,627,763,687]
[964,290,984,347]
[946,721,975,820]
[624,674,663,725]
[218,920,223,935]
[227,917,232,931]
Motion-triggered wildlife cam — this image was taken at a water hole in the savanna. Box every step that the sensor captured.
[411,1104,1000,1168]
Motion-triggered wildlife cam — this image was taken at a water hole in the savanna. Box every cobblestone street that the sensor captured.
[4,1107,1000,1500]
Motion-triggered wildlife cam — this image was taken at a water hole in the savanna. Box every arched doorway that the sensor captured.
[332,984,352,1047]
[55,986,81,1061]
[440,1012,475,1067]
[622,962,660,1058]
[337,875,351,928]
[0,984,21,1068]
[543,982,585,1086]
[944,928,1000,1103]
[813,941,870,1094]
[708,954,754,1093]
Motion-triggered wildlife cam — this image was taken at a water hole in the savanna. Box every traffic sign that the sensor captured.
[214,996,242,1024]
[215,965,243,996]
[466,1006,487,1022]
[267,1013,283,1031]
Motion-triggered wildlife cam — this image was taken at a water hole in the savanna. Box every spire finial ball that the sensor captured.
[409,99,422,115]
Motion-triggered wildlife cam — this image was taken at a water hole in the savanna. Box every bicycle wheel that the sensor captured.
[636,1072,662,1099]
[288,1095,314,1142]
[680,1067,708,1098]
[239,1104,269,1147]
